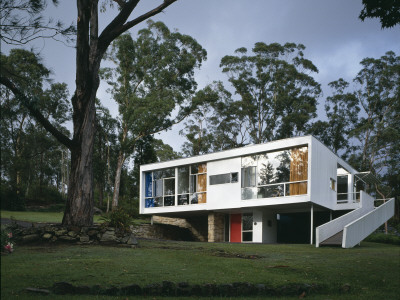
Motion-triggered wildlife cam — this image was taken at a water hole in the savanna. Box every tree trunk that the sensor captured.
[62,91,96,226]
[111,151,125,210]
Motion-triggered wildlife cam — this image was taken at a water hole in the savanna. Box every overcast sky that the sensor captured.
[4,0,399,152]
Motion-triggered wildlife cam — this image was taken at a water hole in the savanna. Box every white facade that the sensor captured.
[139,135,389,246]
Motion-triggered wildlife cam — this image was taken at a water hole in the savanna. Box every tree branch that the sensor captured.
[98,0,177,54]
[0,76,75,149]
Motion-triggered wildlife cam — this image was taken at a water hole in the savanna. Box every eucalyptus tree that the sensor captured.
[220,42,321,144]
[0,0,180,226]
[102,21,206,209]
[0,49,71,207]
[308,79,360,158]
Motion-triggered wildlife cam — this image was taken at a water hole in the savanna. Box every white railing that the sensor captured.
[316,191,374,247]
[337,192,361,204]
[342,198,395,248]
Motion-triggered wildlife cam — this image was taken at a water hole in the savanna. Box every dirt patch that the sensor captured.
[213,249,264,259]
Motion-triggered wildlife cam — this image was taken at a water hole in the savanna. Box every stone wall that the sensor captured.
[208,212,225,242]
[9,222,196,245]
[11,224,138,246]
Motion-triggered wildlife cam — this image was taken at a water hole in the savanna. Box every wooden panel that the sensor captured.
[198,192,207,204]
[197,174,207,192]
[290,147,308,195]
[198,163,207,173]
[230,214,242,243]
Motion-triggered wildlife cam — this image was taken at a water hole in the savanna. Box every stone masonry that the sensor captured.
[208,212,225,242]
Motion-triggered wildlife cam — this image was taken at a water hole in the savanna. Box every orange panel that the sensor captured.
[198,193,207,204]
[197,174,207,192]
[198,163,207,173]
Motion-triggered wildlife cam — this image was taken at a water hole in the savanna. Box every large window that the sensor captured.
[145,163,207,208]
[241,146,308,200]
[145,168,175,208]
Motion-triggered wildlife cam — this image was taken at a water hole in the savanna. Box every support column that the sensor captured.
[330,210,332,221]
[208,212,225,242]
[310,204,314,245]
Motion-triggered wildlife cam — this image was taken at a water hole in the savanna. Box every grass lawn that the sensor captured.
[1,239,399,299]
[1,210,103,224]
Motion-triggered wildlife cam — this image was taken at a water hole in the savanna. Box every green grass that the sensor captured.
[1,240,399,299]
[1,210,150,225]
[1,210,102,224]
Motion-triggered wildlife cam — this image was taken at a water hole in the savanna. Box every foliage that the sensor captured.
[0,0,76,45]
[365,233,400,245]
[0,49,71,209]
[359,0,400,29]
[101,20,206,208]
[181,43,321,155]
[100,208,133,232]
[1,210,103,223]
[1,227,15,253]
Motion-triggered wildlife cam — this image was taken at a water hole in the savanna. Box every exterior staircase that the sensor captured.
[316,191,395,248]
[319,230,343,246]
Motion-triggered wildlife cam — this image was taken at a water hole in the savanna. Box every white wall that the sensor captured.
[207,158,242,209]
[253,210,263,243]
[262,211,277,243]
[309,137,358,210]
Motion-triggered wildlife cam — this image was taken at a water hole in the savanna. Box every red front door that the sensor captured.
[230,214,242,242]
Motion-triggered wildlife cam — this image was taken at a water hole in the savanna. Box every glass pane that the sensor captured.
[155,179,163,197]
[257,185,284,198]
[258,153,275,185]
[191,164,199,174]
[242,232,253,242]
[145,172,153,197]
[275,150,291,183]
[145,198,154,208]
[190,175,196,193]
[197,174,207,192]
[231,172,238,183]
[178,194,189,205]
[241,187,257,200]
[242,213,253,231]
[287,182,307,196]
[153,170,163,180]
[190,193,198,204]
[164,178,175,195]
[241,166,256,188]
[337,175,348,194]
[164,196,174,206]
[162,168,175,178]
[154,197,163,207]
[178,166,189,194]
[210,174,230,185]
[242,155,257,168]
[198,193,206,204]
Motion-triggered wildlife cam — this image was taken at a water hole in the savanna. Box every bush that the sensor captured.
[25,185,65,205]
[118,197,139,218]
[365,233,400,245]
[0,183,25,211]
[1,227,15,253]
[100,208,133,232]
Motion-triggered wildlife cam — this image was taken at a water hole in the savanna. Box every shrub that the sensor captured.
[1,227,15,253]
[100,208,133,232]
[118,197,139,218]
[365,233,400,245]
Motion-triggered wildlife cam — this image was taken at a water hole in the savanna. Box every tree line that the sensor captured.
[0,0,398,226]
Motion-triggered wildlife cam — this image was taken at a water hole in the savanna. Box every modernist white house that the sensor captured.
[139,136,394,248]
